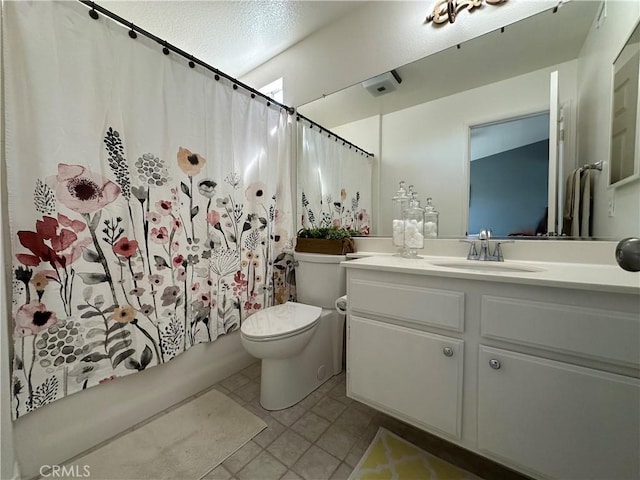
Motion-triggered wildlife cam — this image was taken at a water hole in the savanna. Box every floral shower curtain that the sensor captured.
[298,122,372,234]
[4,1,294,418]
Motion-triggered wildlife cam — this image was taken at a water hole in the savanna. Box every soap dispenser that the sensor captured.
[424,197,439,239]
[392,181,409,254]
[403,193,424,258]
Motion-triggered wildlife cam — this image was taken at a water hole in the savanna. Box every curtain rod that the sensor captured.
[296,113,374,158]
[79,1,375,159]
[80,0,293,114]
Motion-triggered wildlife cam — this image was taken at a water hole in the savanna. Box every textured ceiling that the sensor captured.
[100,0,364,79]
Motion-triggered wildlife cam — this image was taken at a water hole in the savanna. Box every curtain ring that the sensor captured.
[128,23,137,39]
[89,2,99,20]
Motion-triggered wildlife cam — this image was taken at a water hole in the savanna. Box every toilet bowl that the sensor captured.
[240,252,346,410]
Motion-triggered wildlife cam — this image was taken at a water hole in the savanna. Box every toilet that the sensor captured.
[240,252,346,410]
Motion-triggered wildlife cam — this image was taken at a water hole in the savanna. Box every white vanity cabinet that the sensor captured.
[349,315,463,438]
[478,346,640,480]
[344,257,640,480]
[346,274,466,438]
[477,294,640,479]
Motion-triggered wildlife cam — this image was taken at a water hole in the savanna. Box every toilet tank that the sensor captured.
[294,252,347,309]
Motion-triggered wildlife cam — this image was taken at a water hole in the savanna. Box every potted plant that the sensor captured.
[295,227,359,255]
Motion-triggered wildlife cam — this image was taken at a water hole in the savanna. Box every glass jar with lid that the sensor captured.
[424,197,439,239]
[391,181,409,254]
[403,194,424,258]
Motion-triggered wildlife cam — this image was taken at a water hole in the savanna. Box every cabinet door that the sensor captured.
[478,346,640,480]
[347,315,463,438]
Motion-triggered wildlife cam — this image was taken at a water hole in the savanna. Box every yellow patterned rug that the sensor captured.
[349,427,480,480]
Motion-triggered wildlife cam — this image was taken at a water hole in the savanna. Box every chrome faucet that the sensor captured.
[461,228,513,262]
[477,228,493,260]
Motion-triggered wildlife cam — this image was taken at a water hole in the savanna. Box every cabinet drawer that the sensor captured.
[349,279,464,332]
[481,295,640,367]
[348,315,463,438]
[478,346,640,479]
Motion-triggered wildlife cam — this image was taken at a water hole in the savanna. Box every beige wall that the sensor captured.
[577,0,640,238]
[242,0,557,108]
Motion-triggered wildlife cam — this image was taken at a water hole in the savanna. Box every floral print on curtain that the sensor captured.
[10,128,295,418]
[297,122,373,235]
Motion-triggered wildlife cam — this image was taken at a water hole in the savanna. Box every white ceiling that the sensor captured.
[470,113,550,161]
[100,0,364,79]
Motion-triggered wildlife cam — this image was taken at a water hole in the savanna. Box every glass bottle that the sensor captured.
[391,181,409,254]
[403,194,424,258]
[424,197,439,239]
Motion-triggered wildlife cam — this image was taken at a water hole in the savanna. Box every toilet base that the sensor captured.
[259,309,344,410]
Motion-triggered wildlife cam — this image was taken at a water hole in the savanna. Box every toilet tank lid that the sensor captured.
[241,302,321,338]
[293,252,347,264]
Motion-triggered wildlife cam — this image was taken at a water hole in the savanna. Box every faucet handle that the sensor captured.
[460,238,478,259]
[492,239,514,261]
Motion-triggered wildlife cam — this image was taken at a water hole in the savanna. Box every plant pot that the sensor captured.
[294,237,356,255]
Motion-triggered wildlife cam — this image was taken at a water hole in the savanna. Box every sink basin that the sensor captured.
[430,261,544,273]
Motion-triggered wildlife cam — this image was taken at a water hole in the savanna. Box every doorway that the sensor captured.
[468,112,550,237]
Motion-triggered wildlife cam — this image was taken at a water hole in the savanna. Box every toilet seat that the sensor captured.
[241,302,321,341]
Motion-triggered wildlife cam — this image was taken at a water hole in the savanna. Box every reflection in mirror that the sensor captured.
[610,21,640,187]
[469,112,549,237]
[298,1,640,240]
[297,120,373,235]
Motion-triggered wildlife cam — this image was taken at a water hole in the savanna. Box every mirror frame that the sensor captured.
[609,18,640,189]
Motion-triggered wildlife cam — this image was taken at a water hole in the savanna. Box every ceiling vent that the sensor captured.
[362,70,402,97]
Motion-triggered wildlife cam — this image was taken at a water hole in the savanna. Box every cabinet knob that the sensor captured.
[489,359,501,370]
[443,347,454,357]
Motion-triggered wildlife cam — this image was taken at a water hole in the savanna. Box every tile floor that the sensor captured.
[202,362,487,480]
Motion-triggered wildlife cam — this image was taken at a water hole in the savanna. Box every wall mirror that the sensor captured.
[610,20,640,187]
[298,1,638,240]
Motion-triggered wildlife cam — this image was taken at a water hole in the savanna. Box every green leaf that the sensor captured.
[107,322,126,334]
[82,287,94,302]
[80,311,102,319]
[90,211,102,232]
[78,272,109,285]
[106,330,131,344]
[124,358,141,371]
[82,248,101,263]
[113,348,136,368]
[80,352,109,363]
[94,295,105,309]
[85,340,104,350]
[102,304,118,313]
[154,255,169,268]
[180,182,190,197]
[86,327,106,338]
[108,339,132,358]
[140,345,153,369]
[191,206,199,219]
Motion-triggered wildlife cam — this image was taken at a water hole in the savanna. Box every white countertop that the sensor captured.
[342,254,640,295]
